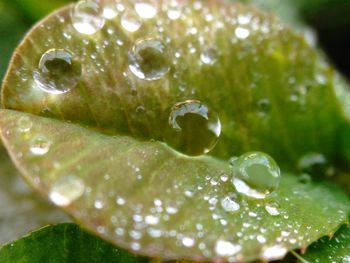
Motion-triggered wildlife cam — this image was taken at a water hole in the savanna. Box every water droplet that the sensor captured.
[165,100,221,156]
[265,202,280,216]
[49,176,85,206]
[17,116,32,132]
[182,237,195,247]
[215,240,241,257]
[145,215,159,225]
[297,152,332,178]
[129,38,171,80]
[299,173,312,184]
[261,245,287,261]
[72,0,105,35]
[29,135,51,155]
[167,6,181,20]
[231,152,281,199]
[103,3,118,19]
[134,0,158,19]
[221,196,240,212]
[257,98,271,116]
[121,10,142,32]
[235,27,250,39]
[33,49,81,94]
[200,47,218,65]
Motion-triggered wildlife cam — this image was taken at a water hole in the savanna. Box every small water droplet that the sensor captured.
[215,240,241,257]
[165,100,221,156]
[265,202,280,216]
[231,152,281,199]
[134,0,158,19]
[49,176,85,206]
[145,215,159,225]
[121,10,142,32]
[261,245,287,261]
[182,237,195,247]
[200,47,218,65]
[167,6,181,20]
[29,135,51,155]
[17,116,32,132]
[103,3,118,19]
[257,98,271,116]
[72,0,105,35]
[221,196,240,212]
[33,49,81,94]
[235,27,250,39]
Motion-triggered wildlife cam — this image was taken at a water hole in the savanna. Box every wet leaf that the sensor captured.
[1,0,350,261]
[0,144,69,244]
[297,224,350,263]
[0,110,349,262]
[0,223,147,263]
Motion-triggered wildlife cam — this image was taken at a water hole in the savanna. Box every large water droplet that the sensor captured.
[215,240,241,257]
[265,202,280,216]
[33,49,82,94]
[231,152,281,199]
[200,47,218,65]
[72,0,105,35]
[235,27,250,39]
[129,38,171,80]
[49,176,85,207]
[261,245,287,261]
[121,10,142,32]
[134,0,158,19]
[29,135,51,155]
[164,100,221,156]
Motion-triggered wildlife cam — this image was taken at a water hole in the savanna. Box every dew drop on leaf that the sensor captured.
[165,100,221,156]
[167,5,181,20]
[265,202,281,216]
[121,10,143,32]
[49,176,85,207]
[29,135,51,155]
[33,49,82,94]
[235,27,250,39]
[231,152,281,199]
[134,0,158,19]
[297,152,333,178]
[71,0,105,35]
[200,47,218,65]
[17,116,32,133]
[215,240,241,257]
[128,38,171,80]
[220,196,240,212]
[261,244,288,261]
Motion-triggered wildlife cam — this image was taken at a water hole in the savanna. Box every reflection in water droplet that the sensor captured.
[17,116,32,132]
[201,47,218,65]
[257,98,270,116]
[129,38,171,80]
[265,202,280,216]
[134,0,158,19]
[221,196,240,212]
[72,0,105,35]
[165,100,221,156]
[261,245,288,261]
[121,10,142,32]
[30,135,51,155]
[33,49,81,94]
[50,176,85,206]
[215,240,241,257]
[182,237,195,247]
[231,152,280,199]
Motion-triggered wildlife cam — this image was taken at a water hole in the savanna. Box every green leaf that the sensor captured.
[0,110,349,262]
[296,224,350,263]
[0,143,69,244]
[0,223,147,263]
[1,0,350,261]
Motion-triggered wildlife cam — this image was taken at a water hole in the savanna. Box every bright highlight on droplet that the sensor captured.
[261,245,288,261]
[134,0,158,19]
[72,0,105,35]
[33,49,81,94]
[121,10,143,32]
[235,27,250,39]
[129,38,171,80]
[215,240,241,257]
[50,176,85,207]
[231,152,281,199]
[221,196,240,212]
[29,135,51,155]
[165,100,221,156]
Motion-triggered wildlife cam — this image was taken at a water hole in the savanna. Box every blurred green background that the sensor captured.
[0,0,350,81]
